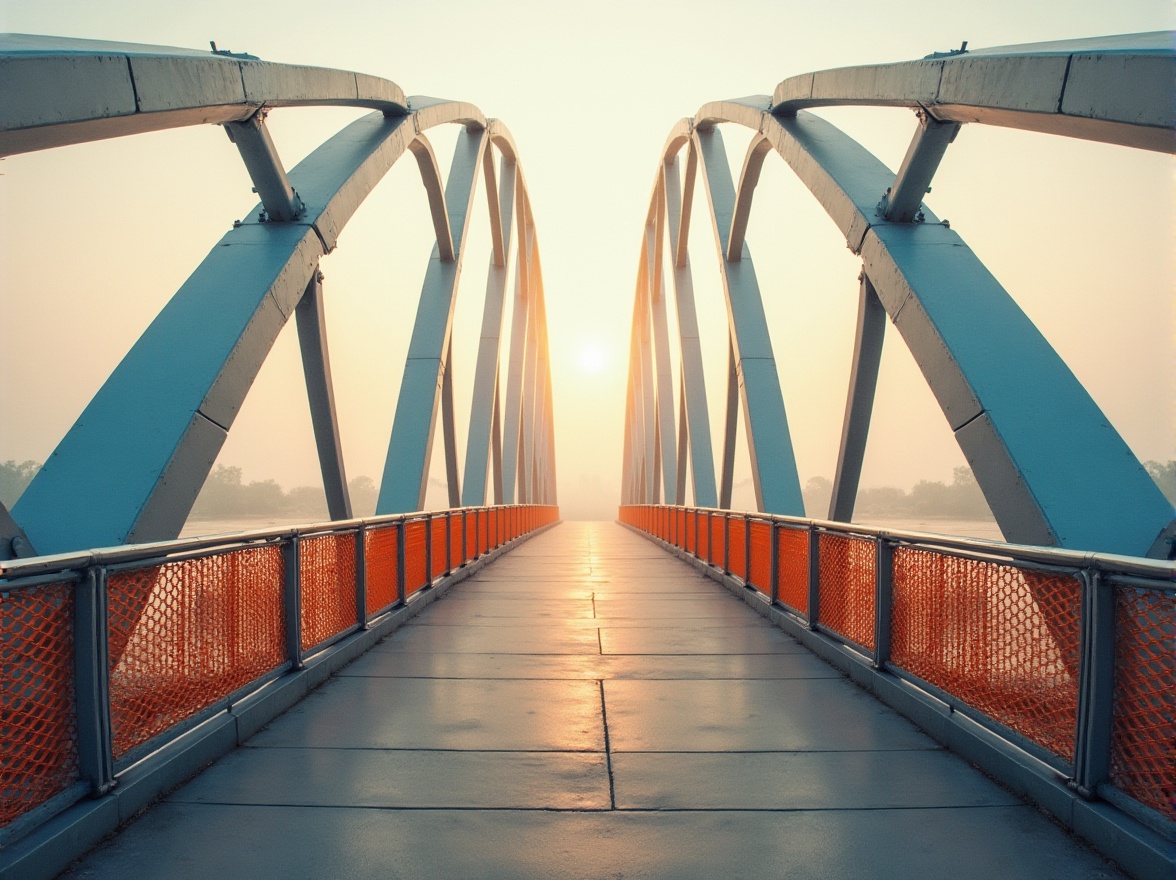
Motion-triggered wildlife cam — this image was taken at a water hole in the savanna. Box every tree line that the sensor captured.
[2,458,1175,518]
[804,461,1176,519]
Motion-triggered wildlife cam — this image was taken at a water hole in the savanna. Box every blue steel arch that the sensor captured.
[1,36,556,557]
[622,33,1175,558]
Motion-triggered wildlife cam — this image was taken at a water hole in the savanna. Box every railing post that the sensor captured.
[873,538,893,668]
[744,513,752,586]
[1074,569,1115,797]
[75,566,115,796]
[283,536,303,669]
[425,515,434,585]
[723,512,730,575]
[396,519,407,606]
[769,520,780,605]
[446,510,453,574]
[807,527,820,629]
[355,524,368,630]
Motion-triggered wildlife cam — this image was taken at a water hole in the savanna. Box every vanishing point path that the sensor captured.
[61,523,1122,879]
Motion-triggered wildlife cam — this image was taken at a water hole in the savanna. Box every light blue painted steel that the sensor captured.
[295,272,352,520]
[499,224,532,504]
[662,147,718,508]
[828,274,886,522]
[694,126,805,515]
[519,279,541,502]
[689,92,1172,555]
[647,214,678,502]
[770,32,1175,153]
[441,339,461,507]
[462,157,517,506]
[14,95,499,553]
[377,127,487,513]
[0,35,408,158]
[0,501,32,560]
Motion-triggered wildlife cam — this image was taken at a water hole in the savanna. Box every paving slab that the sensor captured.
[60,804,1123,880]
[604,678,939,751]
[612,750,1021,809]
[340,650,842,680]
[174,747,610,809]
[601,624,808,654]
[382,622,600,653]
[248,676,605,751]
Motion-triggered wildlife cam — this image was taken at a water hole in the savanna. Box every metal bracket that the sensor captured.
[225,112,306,223]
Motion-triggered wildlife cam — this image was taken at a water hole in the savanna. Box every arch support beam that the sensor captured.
[828,274,885,522]
[377,127,487,513]
[296,269,351,520]
[695,126,804,515]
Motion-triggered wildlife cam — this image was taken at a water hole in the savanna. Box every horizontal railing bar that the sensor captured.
[648,505,1176,580]
[0,505,540,580]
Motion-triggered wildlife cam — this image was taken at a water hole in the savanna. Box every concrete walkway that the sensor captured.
[61,522,1122,879]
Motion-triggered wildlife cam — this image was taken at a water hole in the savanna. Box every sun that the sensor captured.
[577,343,608,374]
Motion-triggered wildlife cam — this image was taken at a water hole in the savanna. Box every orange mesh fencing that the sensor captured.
[685,511,696,555]
[467,512,479,561]
[709,515,725,569]
[728,517,747,580]
[364,526,399,615]
[698,512,710,561]
[1109,585,1175,818]
[450,514,463,568]
[404,520,428,596]
[776,527,809,614]
[107,546,285,760]
[748,521,771,595]
[818,534,876,651]
[0,583,78,827]
[431,516,449,579]
[891,548,1080,762]
[299,533,357,652]
[676,509,686,549]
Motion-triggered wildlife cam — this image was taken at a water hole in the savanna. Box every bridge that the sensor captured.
[0,32,1173,880]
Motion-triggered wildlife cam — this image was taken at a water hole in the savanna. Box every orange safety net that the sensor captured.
[364,526,399,616]
[676,509,686,549]
[748,520,771,596]
[698,512,710,561]
[1110,586,1175,818]
[0,583,78,827]
[299,533,357,652]
[108,547,285,760]
[709,514,725,569]
[685,510,696,555]
[404,520,428,596]
[431,515,449,579]
[449,514,463,569]
[728,517,747,580]
[818,534,876,651]
[776,527,809,614]
[891,548,1080,762]
[467,512,479,562]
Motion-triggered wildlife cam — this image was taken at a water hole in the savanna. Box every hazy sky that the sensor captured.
[1,0,1173,521]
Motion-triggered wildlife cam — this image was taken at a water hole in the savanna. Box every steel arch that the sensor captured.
[2,36,556,557]
[622,33,1175,558]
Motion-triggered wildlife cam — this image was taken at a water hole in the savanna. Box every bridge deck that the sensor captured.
[60,522,1121,879]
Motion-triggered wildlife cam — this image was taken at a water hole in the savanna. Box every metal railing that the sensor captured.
[0,504,558,843]
[620,504,1175,836]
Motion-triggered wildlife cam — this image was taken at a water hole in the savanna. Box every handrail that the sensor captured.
[0,504,559,849]
[620,502,1175,849]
